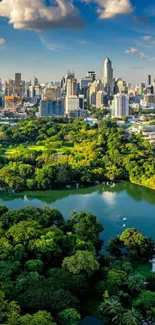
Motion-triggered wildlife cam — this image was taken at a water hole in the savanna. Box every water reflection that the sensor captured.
[0,182,155,242]
[102,192,117,205]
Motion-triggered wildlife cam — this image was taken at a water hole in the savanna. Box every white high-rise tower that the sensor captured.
[112,93,129,117]
[103,57,113,96]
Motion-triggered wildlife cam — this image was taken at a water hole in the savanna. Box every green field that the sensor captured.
[5,145,46,156]
[4,144,74,156]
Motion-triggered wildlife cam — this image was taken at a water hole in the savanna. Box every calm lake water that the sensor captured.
[0,182,155,242]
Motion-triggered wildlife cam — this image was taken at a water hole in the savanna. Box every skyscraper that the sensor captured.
[148,75,151,86]
[87,71,96,82]
[15,73,21,96]
[66,71,77,97]
[112,93,129,117]
[103,57,113,96]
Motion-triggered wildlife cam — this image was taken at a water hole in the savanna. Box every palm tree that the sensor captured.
[147,307,155,322]
[99,298,123,324]
[112,311,124,325]
[123,308,142,325]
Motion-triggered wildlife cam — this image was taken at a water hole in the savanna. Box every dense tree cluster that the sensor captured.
[0,206,104,324]
[0,117,154,190]
[0,205,155,324]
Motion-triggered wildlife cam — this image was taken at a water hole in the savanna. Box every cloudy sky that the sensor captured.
[0,0,155,83]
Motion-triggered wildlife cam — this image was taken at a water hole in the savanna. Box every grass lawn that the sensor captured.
[5,145,46,156]
[4,144,74,156]
[132,262,151,277]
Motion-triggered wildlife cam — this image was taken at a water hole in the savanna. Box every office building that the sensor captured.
[115,78,128,94]
[143,94,155,106]
[148,75,151,86]
[96,91,108,108]
[137,83,145,95]
[34,76,39,87]
[89,80,102,106]
[79,78,92,90]
[15,73,21,96]
[87,71,96,82]
[112,93,129,117]
[103,57,114,96]
[152,79,155,94]
[65,95,79,114]
[40,99,64,117]
[0,79,2,92]
[65,71,77,97]
[34,85,42,98]
[43,86,61,100]
[79,95,84,109]
[67,78,77,97]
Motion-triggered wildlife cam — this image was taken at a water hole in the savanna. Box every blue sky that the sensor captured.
[0,0,155,84]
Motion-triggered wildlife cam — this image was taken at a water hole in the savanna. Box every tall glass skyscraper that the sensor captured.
[103,57,113,97]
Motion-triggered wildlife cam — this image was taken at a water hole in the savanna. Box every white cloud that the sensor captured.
[0,0,134,31]
[125,47,155,60]
[141,35,153,42]
[0,38,5,46]
[84,0,134,19]
[125,47,138,54]
[141,35,155,44]
[0,0,84,31]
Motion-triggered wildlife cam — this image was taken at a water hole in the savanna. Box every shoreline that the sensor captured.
[131,180,155,191]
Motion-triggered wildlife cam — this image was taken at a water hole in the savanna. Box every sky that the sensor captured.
[0,0,155,84]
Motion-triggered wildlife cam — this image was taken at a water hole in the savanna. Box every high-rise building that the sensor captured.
[87,71,96,82]
[43,86,61,100]
[0,79,2,92]
[65,71,77,97]
[137,83,145,95]
[115,78,128,94]
[15,73,21,96]
[65,95,79,114]
[40,99,64,117]
[34,76,39,87]
[96,91,108,108]
[103,57,113,96]
[143,94,155,105]
[89,80,102,106]
[148,75,151,86]
[79,95,84,109]
[152,79,155,93]
[112,93,129,117]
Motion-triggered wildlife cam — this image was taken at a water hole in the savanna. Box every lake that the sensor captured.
[0,182,155,242]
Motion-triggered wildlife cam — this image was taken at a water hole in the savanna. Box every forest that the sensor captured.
[0,117,155,191]
[0,205,155,324]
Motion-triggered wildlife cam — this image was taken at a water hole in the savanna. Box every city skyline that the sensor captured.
[0,0,155,83]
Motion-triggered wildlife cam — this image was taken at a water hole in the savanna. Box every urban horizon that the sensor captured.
[0,0,155,83]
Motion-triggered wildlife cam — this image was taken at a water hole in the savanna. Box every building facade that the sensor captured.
[112,93,129,117]
[40,99,64,117]
[103,57,113,96]
[15,73,21,97]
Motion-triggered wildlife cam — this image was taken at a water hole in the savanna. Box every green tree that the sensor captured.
[99,298,123,324]
[58,308,80,325]
[72,211,103,246]
[106,238,123,256]
[133,291,155,313]
[106,269,128,295]
[123,308,142,325]
[146,307,155,322]
[127,273,146,293]
[21,311,57,325]
[62,250,99,275]
[6,220,41,246]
